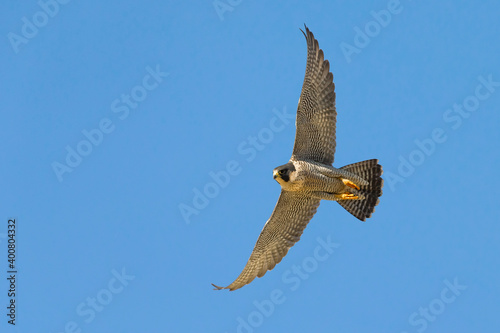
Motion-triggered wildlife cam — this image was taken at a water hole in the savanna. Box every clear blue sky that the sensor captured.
[1,1,499,332]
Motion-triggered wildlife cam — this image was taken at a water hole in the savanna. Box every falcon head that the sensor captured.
[273,162,296,184]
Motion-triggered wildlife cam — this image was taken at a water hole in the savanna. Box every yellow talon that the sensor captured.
[341,178,360,190]
[335,193,359,200]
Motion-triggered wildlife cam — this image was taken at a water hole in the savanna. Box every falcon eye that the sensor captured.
[279,170,286,175]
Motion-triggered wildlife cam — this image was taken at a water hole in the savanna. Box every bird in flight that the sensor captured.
[213,25,383,291]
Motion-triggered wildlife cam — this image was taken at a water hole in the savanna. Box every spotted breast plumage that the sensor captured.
[212,25,383,291]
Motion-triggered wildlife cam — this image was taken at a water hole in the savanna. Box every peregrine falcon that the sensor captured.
[213,25,383,291]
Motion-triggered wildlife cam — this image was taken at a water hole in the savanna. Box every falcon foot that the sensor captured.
[335,193,359,200]
[341,178,360,190]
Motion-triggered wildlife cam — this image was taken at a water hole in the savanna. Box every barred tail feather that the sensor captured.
[338,159,383,221]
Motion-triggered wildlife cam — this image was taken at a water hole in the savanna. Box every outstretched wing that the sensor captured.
[212,191,321,291]
[291,25,337,165]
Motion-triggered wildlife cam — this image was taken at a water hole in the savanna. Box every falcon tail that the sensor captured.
[338,159,383,221]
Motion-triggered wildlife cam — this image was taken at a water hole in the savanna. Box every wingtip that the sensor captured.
[211,283,225,291]
[300,23,310,38]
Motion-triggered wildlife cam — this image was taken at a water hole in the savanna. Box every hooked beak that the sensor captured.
[273,170,279,179]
